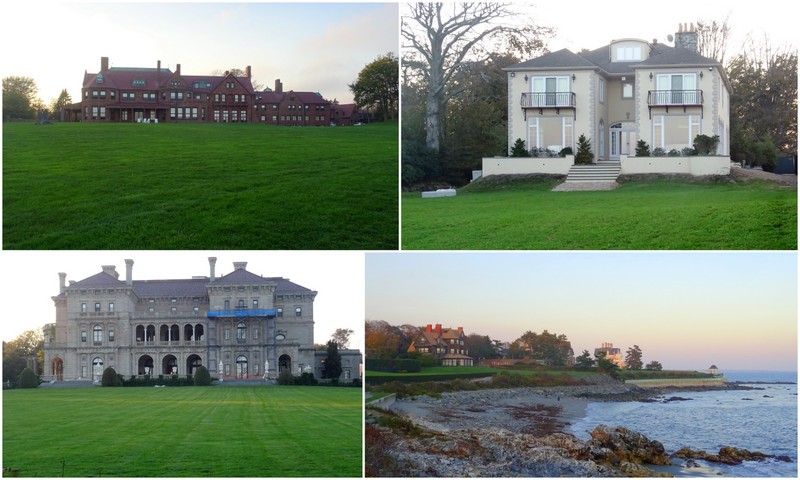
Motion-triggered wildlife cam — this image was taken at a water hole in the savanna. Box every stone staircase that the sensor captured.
[565,160,621,183]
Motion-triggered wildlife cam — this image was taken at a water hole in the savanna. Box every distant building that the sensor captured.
[75,57,332,125]
[594,342,625,368]
[408,323,473,366]
[43,257,361,383]
[708,364,720,376]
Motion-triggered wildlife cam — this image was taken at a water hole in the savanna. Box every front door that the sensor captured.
[610,122,635,160]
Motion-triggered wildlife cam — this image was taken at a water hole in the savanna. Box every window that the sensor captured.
[92,90,99,98]
[253,328,259,340]
[171,306,177,314]
[214,94,220,102]
[295,307,302,317]
[622,81,633,99]
[224,300,230,310]
[81,331,87,342]
[616,46,643,61]
[193,306,199,315]
[527,116,574,152]
[214,110,220,122]
[109,302,115,313]
[655,73,698,104]
[241,110,246,122]
[223,110,229,122]
[530,76,571,106]
[109,330,115,342]
[99,107,106,119]
[253,299,259,309]
[93,325,103,343]
[237,299,245,308]
[599,78,605,104]
[132,79,145,87]
[81,303,88,313]
[236,322,246,340]
[95,303,101,312]
[224,329,230,341]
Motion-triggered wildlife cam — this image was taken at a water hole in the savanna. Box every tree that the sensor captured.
[728,37,797,156]
[575,350,595,369]
[464,334,499,360]
[18,367,39,389]
[193,365,212,386]
[512,329,573,366]
[49,89,73,121]
[574,134,594,164]
[624,345,644,370]
[402,2,552,152]
[645,360,663,371]
[3,76,39,120]
[349,53,399,121]
[3,329,44,386]
[696,15,732,65]
[322,340,343,382]
[101,367,121,386]
[330,328,354,349]
[511,139,530,157]
[594,351,620,378]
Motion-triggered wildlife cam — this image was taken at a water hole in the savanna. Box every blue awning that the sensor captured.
[208,309,276,318]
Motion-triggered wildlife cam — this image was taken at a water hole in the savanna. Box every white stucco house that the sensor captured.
[485,24,732,180]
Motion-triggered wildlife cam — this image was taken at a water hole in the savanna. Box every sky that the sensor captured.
[0,251,365,351]
[526,0,798,56]
[1,1,399,106]
[366,252,798,372]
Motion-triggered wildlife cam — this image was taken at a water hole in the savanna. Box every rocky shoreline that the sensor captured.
[367,381,792,477]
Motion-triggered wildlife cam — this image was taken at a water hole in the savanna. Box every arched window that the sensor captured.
[92,357,104,381]
[236,322,247,341]
[93,325,103,344]
[236,355,248,378]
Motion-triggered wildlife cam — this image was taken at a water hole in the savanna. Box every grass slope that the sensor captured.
[402,177,797,249]
[3,122,398,249]
[2,386,361,477]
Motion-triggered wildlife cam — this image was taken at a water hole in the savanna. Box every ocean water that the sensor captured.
[568,371,798,477]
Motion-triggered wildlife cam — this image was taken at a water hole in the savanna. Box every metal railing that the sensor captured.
[520,92,576,108]
[648,89,703,106]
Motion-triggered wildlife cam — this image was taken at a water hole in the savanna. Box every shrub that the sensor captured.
[559,146,574,156]
[693,134,720,155]
[277,370,295,385]
[667,149,681,157]
[510,138,530,157]
[18,367,39,389]
[653,147,666,157]
[295,372,318,386]
[394,358,421,373]
[681,146,696,157]
[101,367,121,386]
[193,366,212,386]
[753,137,777,171]
[635,139,651,157]
[574,134,594,164]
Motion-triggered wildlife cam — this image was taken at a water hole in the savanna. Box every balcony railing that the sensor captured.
[647,89,704,118]
[647,89,703,106]
[521,92,576,109]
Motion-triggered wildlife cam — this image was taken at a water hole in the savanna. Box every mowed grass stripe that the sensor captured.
[3,122,398,249]
[3,387,361,477]
[402,178,796,249]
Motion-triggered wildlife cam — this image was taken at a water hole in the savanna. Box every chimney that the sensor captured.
[157,60,161,71]
[674,22,698,52]
[457,326,463,333]
[176,63,181,76]
[101,56,109,72]
[435,324,442,334]
[425,324,432,332]
[245,66,251,78]
[233,261,247,270]
[275,79,283,93]
[125,259,134,286]
[209,257,217,283]
[102,265,119,279]
[58,272,67,294]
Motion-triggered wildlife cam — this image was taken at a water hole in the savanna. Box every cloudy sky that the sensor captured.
[1,1,398,106]
[0,251,365,350]
[366,252,798,372]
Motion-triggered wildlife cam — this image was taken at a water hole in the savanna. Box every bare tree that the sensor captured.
[696,14,732,65]
[402,2,552,152]
[330,328,354,349]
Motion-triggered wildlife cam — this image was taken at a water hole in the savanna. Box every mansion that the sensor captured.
[408,324,473,366]
[67,56,364,126]
[43,258,361,383]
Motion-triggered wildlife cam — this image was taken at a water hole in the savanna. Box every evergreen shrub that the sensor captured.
[193,366,212,386]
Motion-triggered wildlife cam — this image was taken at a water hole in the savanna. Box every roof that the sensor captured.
[84,65,255,94]
[334,103,357,117]
[70,272,126,288]
[507,40,723,78]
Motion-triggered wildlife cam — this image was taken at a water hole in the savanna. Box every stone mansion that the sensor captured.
[43,258,361,383]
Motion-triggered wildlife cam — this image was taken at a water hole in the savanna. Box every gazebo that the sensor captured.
[708,364,720,376]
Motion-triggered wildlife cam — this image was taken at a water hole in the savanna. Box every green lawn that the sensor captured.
[402,177,797,249]
[366,365,500,377]
[3,122,398,249]
[2,386,362,477]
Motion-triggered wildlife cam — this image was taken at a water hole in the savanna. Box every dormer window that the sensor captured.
[616,46,643,61]
[132,79,145,87]
[96,73,104,84]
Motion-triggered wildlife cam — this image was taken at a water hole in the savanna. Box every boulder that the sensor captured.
[588,425,672,466]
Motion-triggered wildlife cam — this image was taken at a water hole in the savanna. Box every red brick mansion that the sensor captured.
[68,56,363,126]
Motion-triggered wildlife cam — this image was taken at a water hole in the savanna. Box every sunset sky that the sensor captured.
[0,251,365,350]
[1,1,398,106]
[366,252,798,372]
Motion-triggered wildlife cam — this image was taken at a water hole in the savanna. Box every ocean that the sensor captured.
[567,370,798,477]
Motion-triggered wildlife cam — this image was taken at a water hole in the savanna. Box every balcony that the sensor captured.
[207,308,276,318]
[647,90,704,118]
[520,92,576,119]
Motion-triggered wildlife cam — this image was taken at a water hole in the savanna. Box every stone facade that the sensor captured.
[43,258,360,383]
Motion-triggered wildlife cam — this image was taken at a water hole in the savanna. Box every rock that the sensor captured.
[588,425,672,466]
[673,446,793,465]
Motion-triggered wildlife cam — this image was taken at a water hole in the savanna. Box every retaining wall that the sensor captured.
[626,376,727,388]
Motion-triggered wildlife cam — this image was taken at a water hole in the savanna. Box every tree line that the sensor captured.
[401,4,797,187]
